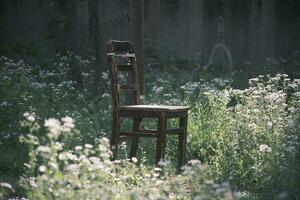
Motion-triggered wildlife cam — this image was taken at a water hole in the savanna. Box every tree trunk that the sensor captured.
[129,0,144,94]
[88,0,105,93]
[70,0,84,89]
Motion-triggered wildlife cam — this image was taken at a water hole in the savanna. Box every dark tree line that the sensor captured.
[0,0,145,94]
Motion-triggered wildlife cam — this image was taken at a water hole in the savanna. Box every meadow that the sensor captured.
[0,53,299,199]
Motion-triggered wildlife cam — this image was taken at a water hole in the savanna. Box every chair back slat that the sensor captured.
[118,84,136,92]
[108,40,134,53]
[107,40,141,109]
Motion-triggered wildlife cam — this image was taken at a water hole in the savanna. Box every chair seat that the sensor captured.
[119,104,189,112]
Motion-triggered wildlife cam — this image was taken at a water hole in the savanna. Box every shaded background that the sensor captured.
[1,0,300,65]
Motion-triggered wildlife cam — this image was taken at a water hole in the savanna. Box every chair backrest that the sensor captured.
[107,40,141,109]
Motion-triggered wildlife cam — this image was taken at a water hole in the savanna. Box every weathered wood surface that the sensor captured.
[120,105,189,112]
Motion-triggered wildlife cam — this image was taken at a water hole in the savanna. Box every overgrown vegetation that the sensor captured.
[0,54,299,199]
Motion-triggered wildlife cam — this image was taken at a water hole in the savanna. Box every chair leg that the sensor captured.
[156,114,166,164]
[178,114,188,169]
[130,118,141,159]
[111,114,120,160]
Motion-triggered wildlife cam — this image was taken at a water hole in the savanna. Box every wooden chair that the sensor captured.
[107,40,189,167]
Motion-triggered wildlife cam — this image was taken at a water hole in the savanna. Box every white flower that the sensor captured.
[249,77,259,83]
[259,144,272,154]
[100,137,110,145]
[65,164,80,173]
[102,72,109,80]
[48,162,58,170]
[23,112,36,122]
[153,86,163,93]
[28,177,37,188]
[120,142,127,150]
[264,91,286,104]
[58,153,66,160]
[188,159,202,167]
[158,160,169,167]
[75,145,83,151]
[154,167,162,172]
[114,160,121,164]
[59,152,77,161]
[39,165,47,172]
[102,92,110,98]
[249,123,257,131]
[98,144,107,152]
[253,109,259,113]
[155,180,164,185]
[267,121,273,129]
[89,156,100,164]
[44,118,62,136]
[27,115,35,122]
[131,157,138,163]
[144,173,151,178]
[84,144,93,149]
[36,145,51,153]
[100,152,110,160]
[54,142,63,150]
[61,116,75,132]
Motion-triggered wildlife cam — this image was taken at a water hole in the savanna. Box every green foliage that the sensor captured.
[0,39,41,57]
[1,54,300,199]
[0,54,110,177]
[16,116,234,200]
[187,75,300,199]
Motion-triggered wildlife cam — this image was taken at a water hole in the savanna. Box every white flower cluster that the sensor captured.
[259,144,272,154]
[23,111,36,122]
[44,116,75,137]
[264,90,286,104]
